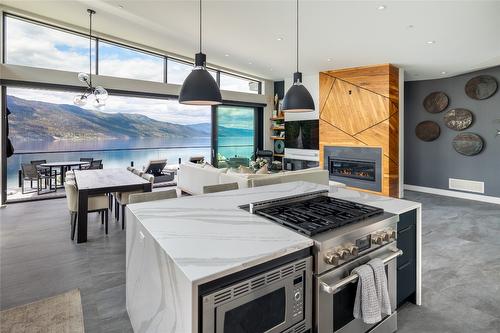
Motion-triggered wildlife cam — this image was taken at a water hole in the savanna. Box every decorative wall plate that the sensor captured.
[415,121,440,141]
[274,139,285,154]
[452,133,484,156]
[443,108,473,131]
[423,91,449,113]
[465,75,498,100]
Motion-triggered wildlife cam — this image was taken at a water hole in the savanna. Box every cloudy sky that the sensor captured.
[5,15,255,129]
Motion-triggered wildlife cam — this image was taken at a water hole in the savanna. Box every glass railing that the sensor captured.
[6,144,255,199]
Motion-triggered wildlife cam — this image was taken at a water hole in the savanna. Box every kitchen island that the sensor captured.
[126,181,421,333]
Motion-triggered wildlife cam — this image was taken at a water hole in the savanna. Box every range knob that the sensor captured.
[387,229,397,239]
[372,234,383,245]
[324,252,340,266]
[346,244,359,256]
[337,248,349,259]
[381,232,390,242]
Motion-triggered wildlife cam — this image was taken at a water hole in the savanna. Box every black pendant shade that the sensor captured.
[178,0,222,106]
[282,0,314,113]
[282,72,315,112]
[179,53,222,105]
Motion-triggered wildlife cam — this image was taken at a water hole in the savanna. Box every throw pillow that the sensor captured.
[239,166,254,174]
[255,164,269,174]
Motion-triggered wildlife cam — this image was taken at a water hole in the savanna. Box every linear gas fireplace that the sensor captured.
[324,146,382,192]
[330,158,376,181]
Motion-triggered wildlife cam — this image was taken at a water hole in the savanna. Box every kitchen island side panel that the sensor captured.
[126,210,194,333]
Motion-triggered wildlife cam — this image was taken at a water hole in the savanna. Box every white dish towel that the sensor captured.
[352,264,381,324]
[368,258,392,316]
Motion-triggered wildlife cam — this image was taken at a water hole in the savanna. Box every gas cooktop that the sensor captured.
[250,192,384,236]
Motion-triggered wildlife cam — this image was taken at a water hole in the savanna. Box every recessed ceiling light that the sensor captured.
[118,4,124,9]
[276,37,284,41]
[441,71,447,75]
[426,40,436,44]
[377,5,386,10]
[248,62,253,65]
[327,58,332,62]
[224,54,230,57]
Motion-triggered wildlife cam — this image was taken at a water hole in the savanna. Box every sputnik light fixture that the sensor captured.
[282,0,315,112]
[74,9,108,108]
[178,0,222,105]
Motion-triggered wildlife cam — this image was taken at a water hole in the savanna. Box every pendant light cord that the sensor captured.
[89,10,93,87]
[296,0,299,74]
[199,0,202,53]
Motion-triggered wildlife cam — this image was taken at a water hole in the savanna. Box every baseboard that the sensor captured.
[404,184,500,205]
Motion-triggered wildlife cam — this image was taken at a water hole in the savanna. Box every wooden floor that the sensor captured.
[1,191,499,333]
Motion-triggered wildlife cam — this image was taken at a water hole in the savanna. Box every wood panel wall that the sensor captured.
[319,64,400,197]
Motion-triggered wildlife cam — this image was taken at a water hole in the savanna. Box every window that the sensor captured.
[167,58,217,85]
[4,15,96,73]
[5,86,211,201]
[220,73,260,94]
[215,105,256,168]
[98,41,164,82]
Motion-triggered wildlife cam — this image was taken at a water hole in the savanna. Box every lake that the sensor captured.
[7,137,254,190]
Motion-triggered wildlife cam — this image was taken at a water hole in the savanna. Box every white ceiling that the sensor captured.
[3,0,500,81]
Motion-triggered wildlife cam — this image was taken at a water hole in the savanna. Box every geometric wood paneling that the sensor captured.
[319,64,400,197]
[321,79,390,135]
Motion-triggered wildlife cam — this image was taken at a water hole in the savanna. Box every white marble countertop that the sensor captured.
[128,181,420,285]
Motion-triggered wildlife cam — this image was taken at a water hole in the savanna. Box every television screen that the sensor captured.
[285,120,319,150]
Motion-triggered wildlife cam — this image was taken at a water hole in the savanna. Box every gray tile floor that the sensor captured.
[1,191,499,332]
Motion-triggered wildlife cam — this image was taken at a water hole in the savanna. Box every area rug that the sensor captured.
[0,289,84,333]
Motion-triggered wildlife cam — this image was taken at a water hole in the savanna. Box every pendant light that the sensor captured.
[179,0,222,105]
[74,9,108,108]
[282,0,315,112]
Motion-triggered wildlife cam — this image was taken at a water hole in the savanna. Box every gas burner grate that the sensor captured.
[255,196,383,236]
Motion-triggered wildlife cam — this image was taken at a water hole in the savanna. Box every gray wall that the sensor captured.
[404,66,500,197]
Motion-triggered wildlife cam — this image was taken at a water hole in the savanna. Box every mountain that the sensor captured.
[7,95,253,141]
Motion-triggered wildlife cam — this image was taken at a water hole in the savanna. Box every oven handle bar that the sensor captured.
[320,248,403,294]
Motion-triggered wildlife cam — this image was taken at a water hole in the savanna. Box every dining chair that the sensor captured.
[252,177,282,187]
[129,189,177,204]
[114,173,154,229]
[21,163,55,195]
[64,180,109,240]
[203,182,239,194]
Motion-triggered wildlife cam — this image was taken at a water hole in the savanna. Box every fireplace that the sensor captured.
[329,158,376,181]
[324,146,382,192]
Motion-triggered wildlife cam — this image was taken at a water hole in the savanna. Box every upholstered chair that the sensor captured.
[129,189,177,204]
[203,182,239,194]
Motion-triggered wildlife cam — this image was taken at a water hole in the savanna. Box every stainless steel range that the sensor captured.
[249,190,402,333]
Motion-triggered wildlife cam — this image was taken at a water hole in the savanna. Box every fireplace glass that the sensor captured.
[329,158,376,182]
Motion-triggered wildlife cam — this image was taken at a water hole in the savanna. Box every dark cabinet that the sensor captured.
[397,209,417,307]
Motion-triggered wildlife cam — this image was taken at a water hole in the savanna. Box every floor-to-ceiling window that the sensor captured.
[214,105,256,168]
[5,87,211,201]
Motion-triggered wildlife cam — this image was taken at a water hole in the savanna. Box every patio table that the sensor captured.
[40,161,90,188]
[73,168,152,243]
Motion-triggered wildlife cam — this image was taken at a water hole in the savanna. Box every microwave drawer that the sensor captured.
[201,256,312,333]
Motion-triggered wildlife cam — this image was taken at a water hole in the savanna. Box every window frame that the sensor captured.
[2,12,262,92]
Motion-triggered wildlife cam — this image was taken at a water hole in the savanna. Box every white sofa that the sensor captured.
[177,162,331,195]
[177,162,227,195]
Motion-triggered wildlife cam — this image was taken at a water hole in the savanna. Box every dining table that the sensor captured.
[40,161,90,188]
[73,168,152,243]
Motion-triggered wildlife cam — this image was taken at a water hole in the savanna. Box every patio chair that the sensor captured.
[227,157,250,168]
[30,159,51,175]
[255,150,274,164]
[21,163,56,195]
[143,159,174,183]
[79,157,93,170]
[89,159,103,169]
[64,180,109,240]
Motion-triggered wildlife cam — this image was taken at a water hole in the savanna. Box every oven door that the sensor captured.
[202,257,312,333]
[315,244,401,333]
